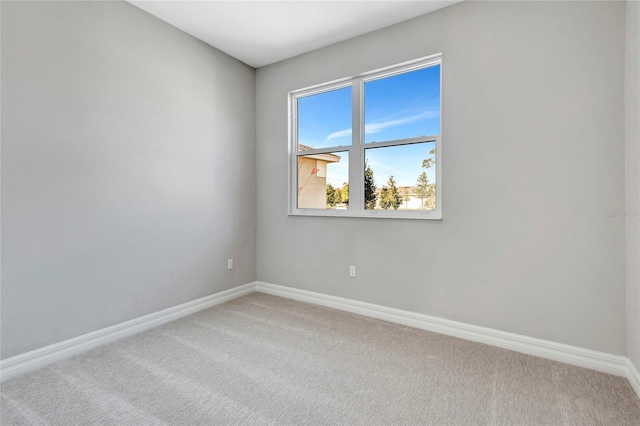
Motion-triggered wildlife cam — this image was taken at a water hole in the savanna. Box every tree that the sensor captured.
[422,158,435,169]
[422,147,436,169]
[379,186,389,209]
[402,188,411,207]
[334,187,342,204]
[418,147,437,210]
[340,183,349,206]
[364,161,377,210]
[379,176,402,210]
[415,172,432,209]
[326,183,337,207]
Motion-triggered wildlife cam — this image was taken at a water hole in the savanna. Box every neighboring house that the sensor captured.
[297,144,341,209]
[374,185,436,210]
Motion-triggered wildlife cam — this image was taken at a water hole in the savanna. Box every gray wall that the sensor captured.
[1,0,633,363]
[1,1,256,359]
[626,0,640,370]
[256,1,628,355]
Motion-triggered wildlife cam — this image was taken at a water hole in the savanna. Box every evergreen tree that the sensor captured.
[364,162,377,210]
[379,186,389,209]
[326,183,337,207]
[340,183,349,205]
[334,187,342,204]
[379,176,402,210]
[415,172,431,209]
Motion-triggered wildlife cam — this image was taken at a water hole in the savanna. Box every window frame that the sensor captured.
[288,54,442,220]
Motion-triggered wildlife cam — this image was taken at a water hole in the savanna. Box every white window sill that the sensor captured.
[288,210,442,220]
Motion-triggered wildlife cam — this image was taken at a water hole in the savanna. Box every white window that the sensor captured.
[289,54,442,219]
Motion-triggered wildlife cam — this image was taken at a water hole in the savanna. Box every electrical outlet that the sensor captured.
[227,259,233,270]
[349,266,356,277]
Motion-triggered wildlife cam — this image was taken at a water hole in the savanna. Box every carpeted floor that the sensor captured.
[1,292,639,425]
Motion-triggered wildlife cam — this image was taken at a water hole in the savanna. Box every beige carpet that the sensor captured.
[1,292,639,425]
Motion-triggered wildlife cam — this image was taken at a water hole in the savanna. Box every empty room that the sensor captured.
[1,0,640,424]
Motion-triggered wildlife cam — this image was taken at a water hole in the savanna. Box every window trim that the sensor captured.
[288,54,442,220]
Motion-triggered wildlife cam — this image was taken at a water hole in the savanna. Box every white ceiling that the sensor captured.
[128,1,461,68]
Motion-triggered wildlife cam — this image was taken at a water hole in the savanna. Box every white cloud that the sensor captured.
[325,128,352,142]
[365,110,438,135]
[324,110,438,143]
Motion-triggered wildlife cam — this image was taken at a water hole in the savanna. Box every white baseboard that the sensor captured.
[255,282,631,379]
[3,279,639,402]
[0,282,256,382]
[627,358,640,400]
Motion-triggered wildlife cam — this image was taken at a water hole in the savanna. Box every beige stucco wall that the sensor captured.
[297,157,328,209]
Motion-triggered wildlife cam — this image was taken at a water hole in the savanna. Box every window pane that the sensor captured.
[364,65,440,144]
[297,87,352,150]
[297,151,349,209]
[364,142,436,210]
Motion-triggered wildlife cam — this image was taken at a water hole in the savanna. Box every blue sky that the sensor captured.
[298,64,440,188]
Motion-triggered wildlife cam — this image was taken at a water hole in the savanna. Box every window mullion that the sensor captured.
[350,78,364,214]
[289,94,298,213]
[364,135,439,149]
